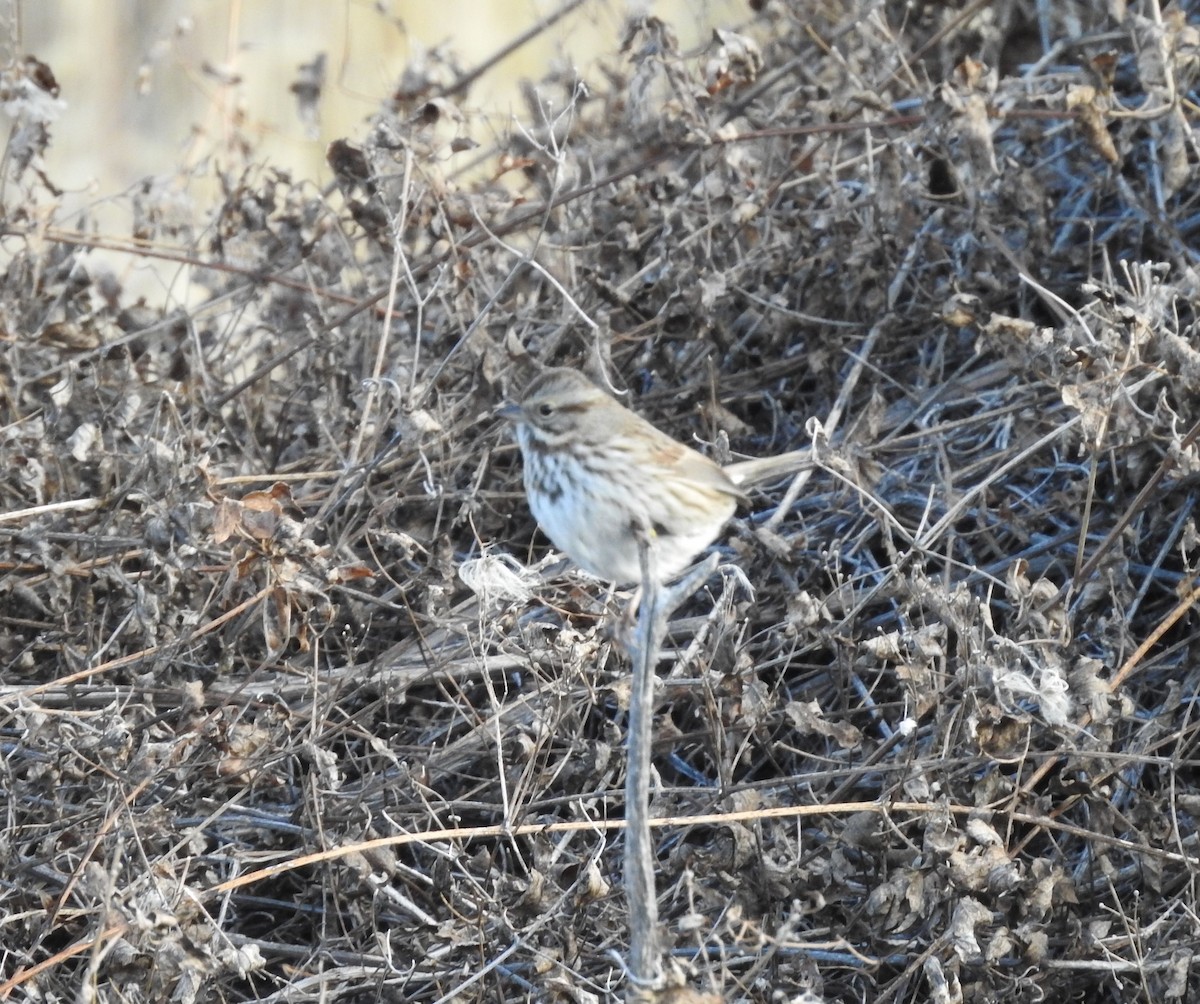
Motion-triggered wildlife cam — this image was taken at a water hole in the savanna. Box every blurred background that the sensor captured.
[11,0,746,199]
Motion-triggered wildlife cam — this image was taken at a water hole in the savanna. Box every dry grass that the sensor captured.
[2,2,1200,1001]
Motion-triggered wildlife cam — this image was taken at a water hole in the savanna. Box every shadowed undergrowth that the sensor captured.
[2,2,1200,1001]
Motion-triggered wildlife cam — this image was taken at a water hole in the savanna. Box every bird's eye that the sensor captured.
[537,403,554,418]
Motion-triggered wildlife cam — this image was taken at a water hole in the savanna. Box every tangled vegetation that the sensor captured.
[2,2,1199,1001]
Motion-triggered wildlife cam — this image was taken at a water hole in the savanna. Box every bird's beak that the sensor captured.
[495,401,521,422]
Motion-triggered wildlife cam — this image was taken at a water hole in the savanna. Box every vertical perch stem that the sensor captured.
[624,538,663,989]
[624,541,720,997]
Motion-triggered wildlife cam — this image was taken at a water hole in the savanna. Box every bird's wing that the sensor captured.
[647,434,745,501]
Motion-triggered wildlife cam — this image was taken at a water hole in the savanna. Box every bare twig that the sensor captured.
[624,544,721,995]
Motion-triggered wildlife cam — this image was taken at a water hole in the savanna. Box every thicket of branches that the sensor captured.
[2,2,1199,1001]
